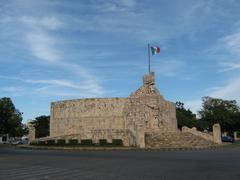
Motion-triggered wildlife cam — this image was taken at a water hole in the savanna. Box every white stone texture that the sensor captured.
[213,123,222,144]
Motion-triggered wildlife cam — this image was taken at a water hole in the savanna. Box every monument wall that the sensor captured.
[30,72,220,149]
[49,72,178,147]
[50,98,129,137]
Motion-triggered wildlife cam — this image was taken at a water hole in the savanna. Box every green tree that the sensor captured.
[0,97,24,137]
[199,96,240,134]
[31,115,50,138]
[176,101,208,131]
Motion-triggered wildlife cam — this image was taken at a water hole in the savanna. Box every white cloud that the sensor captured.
[209,77,240,101]
[19,16,62,30]
[221,31,240,55]
[26,32,60,62]
[17,15,104,97]
[207,27,240,73]
[218,62,240,72]
[185,99,202,114]
[19,16,62,63]
[0,74,103,97]
[185,77,240,114]
[218,30,240,72]
[56,62,104,96]
[0,86,27,97]
[120,0,136,7]
[25,79,84,90]
[96,0,136,13]
[154,59,185,77]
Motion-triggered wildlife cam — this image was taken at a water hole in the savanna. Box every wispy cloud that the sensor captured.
[154,59,185,77]
[17,15,104,96]
[0,86,25,95]
[206,25,240,73]
[2,0,240,121]
[19,16,62,30]
[221,31,240,55]
[96,0,136,12]
[0,75,103,97]
[184,99,202,114]
[185,76,240,113]
[19,16,62,63]
[26,32,60,62]
[209,77,240,101]
[218,62,240,72]
[25,79,86,90]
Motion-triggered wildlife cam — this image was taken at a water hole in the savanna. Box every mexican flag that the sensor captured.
[151,46,160,55]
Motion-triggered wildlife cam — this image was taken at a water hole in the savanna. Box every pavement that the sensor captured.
[0,144,240,180]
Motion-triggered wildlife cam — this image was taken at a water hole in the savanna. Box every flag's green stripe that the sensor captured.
[151,47,155,55]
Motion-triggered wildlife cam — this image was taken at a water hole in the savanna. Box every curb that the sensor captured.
[16,144,227,152]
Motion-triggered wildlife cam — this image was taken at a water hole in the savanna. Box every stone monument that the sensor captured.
[32,72,220,149]
[49,72,176,147]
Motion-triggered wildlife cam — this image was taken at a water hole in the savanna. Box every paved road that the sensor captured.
[0,145,240,180]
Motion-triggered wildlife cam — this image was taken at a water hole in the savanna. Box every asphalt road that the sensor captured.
[0,145,240,180]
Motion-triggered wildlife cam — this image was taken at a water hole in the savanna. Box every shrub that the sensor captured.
[81,139,93,146]
[38,141,46,145]
[57,139,66,145]
[46,140,55,145]
[112,139,123,146]
[68,139,78,145]
[30,141,38,145]
[99,139,107,146]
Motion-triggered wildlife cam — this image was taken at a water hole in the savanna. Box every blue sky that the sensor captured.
[1,0,240,122]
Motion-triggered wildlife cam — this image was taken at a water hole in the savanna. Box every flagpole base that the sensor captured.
[143,72,155,85]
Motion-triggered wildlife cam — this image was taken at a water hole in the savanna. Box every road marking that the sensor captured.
[7,168,65,180]
[0,166,59,179]
[0,166,120,180]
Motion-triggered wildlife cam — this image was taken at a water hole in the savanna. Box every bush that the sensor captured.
[57,139,65,145]
[30,141,38,145]
[99,139,107,146]
[46,140,55,145]
[112,139,123,146]
[38,141,46,145]
[68,139,78,145]
[81,139,93,146]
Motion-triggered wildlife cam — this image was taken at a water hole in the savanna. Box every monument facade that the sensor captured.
[30,72,220,148]
[49,72,177,147]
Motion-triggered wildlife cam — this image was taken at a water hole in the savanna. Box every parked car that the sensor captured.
[221,135,234,143]
[11,140,24,145]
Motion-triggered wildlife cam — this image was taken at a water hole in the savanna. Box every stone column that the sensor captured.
[136,124,145,148]
[234,131,238,141]
[213,123,222,144]
[28,123,36,143]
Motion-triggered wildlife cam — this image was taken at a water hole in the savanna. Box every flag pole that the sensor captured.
[148,43,151,73]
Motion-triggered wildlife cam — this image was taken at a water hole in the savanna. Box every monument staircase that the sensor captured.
[145,131,217,149]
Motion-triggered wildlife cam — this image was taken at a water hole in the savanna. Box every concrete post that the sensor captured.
[28,124,36,143]
[213,123,222,144]
[234,131,238,141]
[136,124,145,148]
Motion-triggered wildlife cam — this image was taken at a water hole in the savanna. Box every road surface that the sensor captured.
[0,145,239,180]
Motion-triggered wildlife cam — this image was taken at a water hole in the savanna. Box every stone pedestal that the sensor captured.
[28,124,36,143]
[143,72,155,85]
[213,123,222,144]
[234,131,238,141]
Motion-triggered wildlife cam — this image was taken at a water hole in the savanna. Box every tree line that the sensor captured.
[0,97,49,138]
[1,96,240,138]
[177,96,240,136]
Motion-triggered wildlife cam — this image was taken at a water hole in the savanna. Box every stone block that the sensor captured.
[213,123,222,144]
[28,123,36,143]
